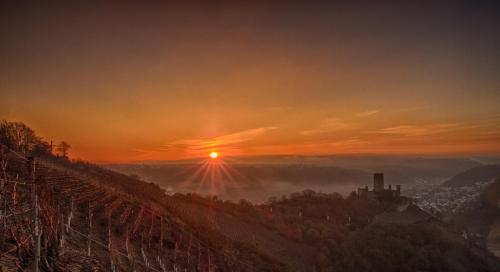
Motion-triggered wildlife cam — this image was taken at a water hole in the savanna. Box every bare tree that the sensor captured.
[56,141,71,158]
[0,120,43,156]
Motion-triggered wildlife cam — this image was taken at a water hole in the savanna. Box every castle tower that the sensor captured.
[373,173,384,192]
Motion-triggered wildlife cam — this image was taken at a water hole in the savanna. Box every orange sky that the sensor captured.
[1,2,500,162]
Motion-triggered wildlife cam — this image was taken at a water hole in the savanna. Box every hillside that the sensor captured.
[482,179,500,259]
[1,120,500,271]
[443,165,500,187]
[3,147,500,271]
[451,179,500,261]
[184,190,500,272]
[0,146,283,271]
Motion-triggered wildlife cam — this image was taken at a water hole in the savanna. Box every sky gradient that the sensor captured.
[1,1,500,162]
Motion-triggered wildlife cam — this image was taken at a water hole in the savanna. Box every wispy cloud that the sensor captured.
[300,118,352,136]
[392,104,431,113]
[166,126,278,151]
[357,109,380,117]
[267,106,290,111]
[130,126,278,159]
[371,123,459,137]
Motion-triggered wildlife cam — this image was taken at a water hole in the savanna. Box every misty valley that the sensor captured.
[106,156,490,203]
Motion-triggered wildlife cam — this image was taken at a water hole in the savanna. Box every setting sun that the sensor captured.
[209,151,219,159]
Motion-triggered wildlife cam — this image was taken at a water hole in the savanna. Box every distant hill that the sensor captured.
[443,165,500,187]
[327,156,483,184]
[109,164,370,185]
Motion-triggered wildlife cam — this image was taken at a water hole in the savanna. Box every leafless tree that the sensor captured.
[0,120,42,156]
[56,141,71,158]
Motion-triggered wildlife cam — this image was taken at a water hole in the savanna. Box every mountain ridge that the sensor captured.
[443,164,500,187]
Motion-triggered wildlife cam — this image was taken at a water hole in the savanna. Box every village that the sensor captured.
[403,179,491,216]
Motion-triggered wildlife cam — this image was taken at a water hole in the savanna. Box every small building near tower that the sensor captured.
[357,173,401,199]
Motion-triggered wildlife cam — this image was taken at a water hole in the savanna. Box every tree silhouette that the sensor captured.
[56,141,71,158]
[0,120,43,155]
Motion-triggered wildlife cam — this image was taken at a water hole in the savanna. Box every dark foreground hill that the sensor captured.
[0,145,287,271]
[443,165,500,187]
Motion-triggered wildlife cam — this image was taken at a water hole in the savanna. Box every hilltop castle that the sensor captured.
[357,173,401,199]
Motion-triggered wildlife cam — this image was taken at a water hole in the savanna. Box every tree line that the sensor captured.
[0,120,70,158]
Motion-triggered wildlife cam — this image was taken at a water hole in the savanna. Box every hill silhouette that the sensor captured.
[443,165,500,187]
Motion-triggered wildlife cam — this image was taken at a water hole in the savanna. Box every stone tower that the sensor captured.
[373,173,384,192]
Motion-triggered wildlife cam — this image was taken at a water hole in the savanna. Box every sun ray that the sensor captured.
[179,160,210,189]
[178,151,257,202]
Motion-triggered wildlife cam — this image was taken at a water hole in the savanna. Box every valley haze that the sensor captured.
[106,154,494,203]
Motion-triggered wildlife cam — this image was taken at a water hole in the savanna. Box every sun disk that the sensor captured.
[209,151,219,159]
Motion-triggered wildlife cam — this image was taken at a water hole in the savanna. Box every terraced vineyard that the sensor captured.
[0,146,262,271]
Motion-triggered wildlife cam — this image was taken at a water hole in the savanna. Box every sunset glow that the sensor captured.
[210,151,219,159]
[1,2,499,163]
